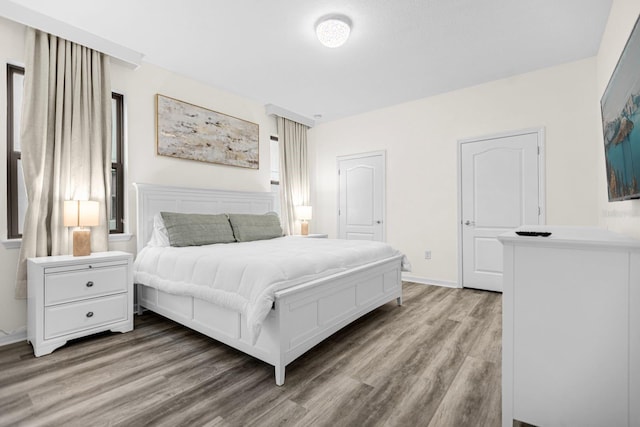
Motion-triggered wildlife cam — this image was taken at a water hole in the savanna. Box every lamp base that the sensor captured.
[301,222,309,236]
[73,230,91,256]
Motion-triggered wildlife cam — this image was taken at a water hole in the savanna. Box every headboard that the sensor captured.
[133,183,277,253]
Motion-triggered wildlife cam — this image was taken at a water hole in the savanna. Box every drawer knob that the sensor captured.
[86,281,94,288]
[86,311,94,318]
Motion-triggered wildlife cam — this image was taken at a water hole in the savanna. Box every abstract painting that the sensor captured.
[156,94,259,169]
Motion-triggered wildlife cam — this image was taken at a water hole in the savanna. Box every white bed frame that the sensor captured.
[133,183,403,385]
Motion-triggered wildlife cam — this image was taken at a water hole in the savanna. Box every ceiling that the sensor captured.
[10,0,613,124]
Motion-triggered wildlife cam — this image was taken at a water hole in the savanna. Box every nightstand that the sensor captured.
[27,251,134,357]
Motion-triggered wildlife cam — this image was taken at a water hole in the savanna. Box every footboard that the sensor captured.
[137,255,403,385]
[273,255,403,384]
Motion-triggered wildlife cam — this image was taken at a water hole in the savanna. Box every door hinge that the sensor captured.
[338,209,341,216]
[538,206,541,215]
[537,146,540,155]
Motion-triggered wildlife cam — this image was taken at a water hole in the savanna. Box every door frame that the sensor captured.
[456,127,546,289]
[336,150,386,241]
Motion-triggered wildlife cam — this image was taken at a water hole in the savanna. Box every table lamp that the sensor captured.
[64,200,99,256]
[296,205,312,236]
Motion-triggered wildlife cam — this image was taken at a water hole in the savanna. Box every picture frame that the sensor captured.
[600,14,640,201]
[156,94,259,169]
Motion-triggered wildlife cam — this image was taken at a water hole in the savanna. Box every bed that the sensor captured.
[133,183,405,385]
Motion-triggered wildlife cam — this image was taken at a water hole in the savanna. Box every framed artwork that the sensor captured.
[600,14,640,201]
[156,94,259,169]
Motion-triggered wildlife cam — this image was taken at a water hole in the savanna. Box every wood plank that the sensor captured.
[469,312,502,364]
[428,355,501,427]
[0,283,503,426]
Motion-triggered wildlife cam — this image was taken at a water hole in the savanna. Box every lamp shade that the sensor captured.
[79,200,99,226]
[64,200,99,227]
[296,205,312,221]
[63,201,79,227]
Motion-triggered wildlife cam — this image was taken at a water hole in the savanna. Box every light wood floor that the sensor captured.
[0,283,502,427]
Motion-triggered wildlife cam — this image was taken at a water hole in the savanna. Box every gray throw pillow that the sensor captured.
[227,213,283,242]
[160,212,236,247]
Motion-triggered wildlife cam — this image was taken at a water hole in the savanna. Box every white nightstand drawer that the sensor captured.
[44,293,128,339]
[45,265,127,306]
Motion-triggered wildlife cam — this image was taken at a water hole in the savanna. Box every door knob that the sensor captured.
[376,220,382,224]
[464,220,475,226]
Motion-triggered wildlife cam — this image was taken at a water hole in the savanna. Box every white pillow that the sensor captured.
[147,213,170,247]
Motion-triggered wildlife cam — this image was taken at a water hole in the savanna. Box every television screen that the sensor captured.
[601,15,640,201]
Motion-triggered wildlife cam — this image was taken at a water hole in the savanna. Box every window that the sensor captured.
[6,64,25,239]
[270,135,280,185]
[6,64,125,238]
[110,93,124,234]
[269,134,281,216]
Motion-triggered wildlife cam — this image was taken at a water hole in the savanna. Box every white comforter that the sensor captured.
[134,237,410,342]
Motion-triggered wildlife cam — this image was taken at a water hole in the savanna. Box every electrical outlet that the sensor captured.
[424,250,431,260]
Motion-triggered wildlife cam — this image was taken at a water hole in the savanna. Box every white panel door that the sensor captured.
[338,152,385,241]
[460,131,541,291]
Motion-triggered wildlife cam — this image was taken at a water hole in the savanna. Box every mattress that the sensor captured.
[134,236,409,341]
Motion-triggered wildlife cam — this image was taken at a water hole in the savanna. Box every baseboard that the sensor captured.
[0,326,27,347]
[401,273,460,288]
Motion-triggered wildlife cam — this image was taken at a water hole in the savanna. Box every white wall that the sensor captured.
[595,0,640,238]
[2,0,636,340]
[109,56,276,256]
[309,58,601,285]
[0,17,275,341]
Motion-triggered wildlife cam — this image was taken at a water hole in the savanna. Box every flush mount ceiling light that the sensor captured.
[316,16,351,48]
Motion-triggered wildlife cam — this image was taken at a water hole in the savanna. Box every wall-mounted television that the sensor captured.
[601,15,640,202]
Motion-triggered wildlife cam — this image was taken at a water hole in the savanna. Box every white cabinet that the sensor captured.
[27,251,134,356]
[499,227,640,427]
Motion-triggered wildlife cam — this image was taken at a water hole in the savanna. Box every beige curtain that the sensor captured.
[15,28,112,298]
[277,116,309,235]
